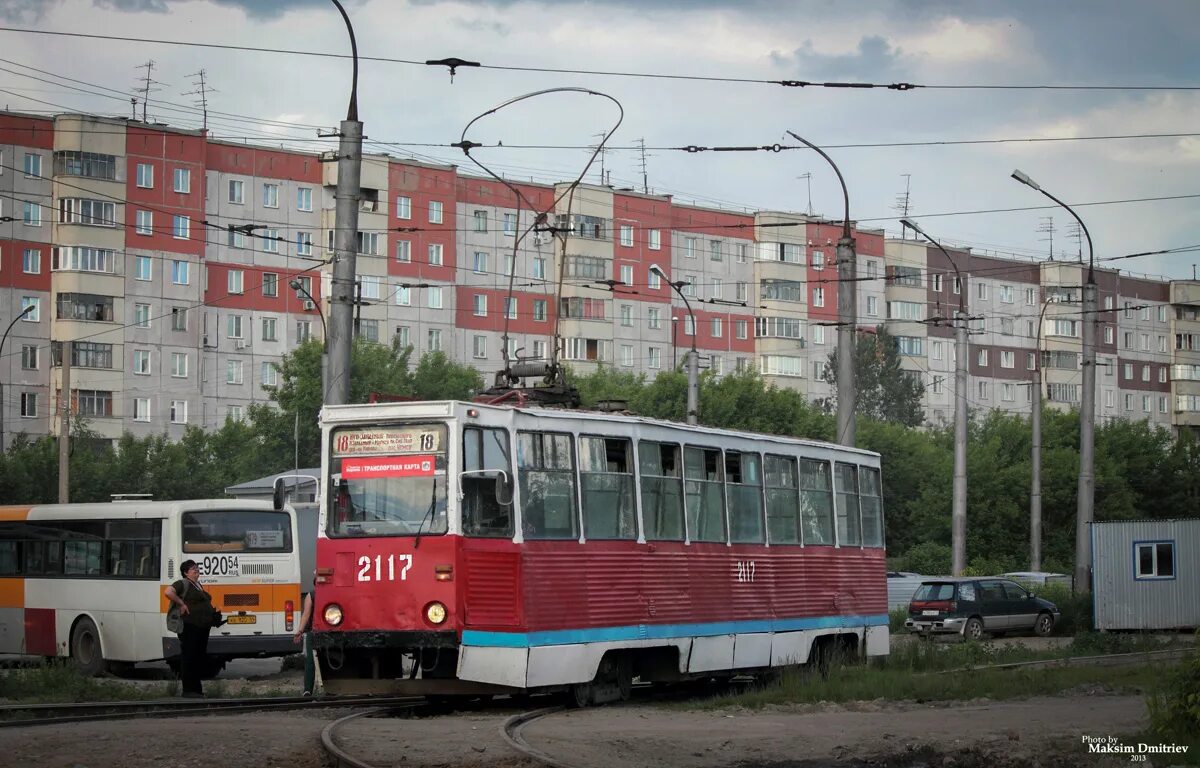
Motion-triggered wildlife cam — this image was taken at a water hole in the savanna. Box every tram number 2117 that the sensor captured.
[735,560,757,583]
[358,553,413,582]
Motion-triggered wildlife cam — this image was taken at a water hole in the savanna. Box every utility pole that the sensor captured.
[182,69,216,133]
[1012,169,1095,592]
[58,341,71,503]
[902,219,968,575]
[788,130,856,446]
[1029,298,1053,572]
[326,0,363,407]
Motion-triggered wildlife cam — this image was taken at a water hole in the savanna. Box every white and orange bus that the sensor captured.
[0,499,301,676]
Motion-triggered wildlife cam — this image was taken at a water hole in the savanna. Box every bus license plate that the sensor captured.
[226,615,256,625]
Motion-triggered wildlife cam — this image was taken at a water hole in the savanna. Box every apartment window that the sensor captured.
[395,286,411,306]
[1000,350,1015,369]
[173,168,190,193]
[394,326,411,349]
[225,227,246,249]
[1141,394,1151,412]
[682,237,697,258]
[428,200,443,224]
[262,317,278,342]
[133,349,151,375]
[887,301,924,321]
[999,285,1014,303]
[226,360,244,385]
[1104,389,1116,408]
[532,340,547,360]
[612,263,632,287]
[953,276,962,294]
[1105,326,1115,344]
[1159,396,1168,414]
[648,347,661,369]
[1158,305,1168,323]
[736,244,749,263]
[867,296,878,316]
[394,239,411,263]
[227,179,244,204]
[473,210,488,232]
[172,215,189,240]
[648,266,661,290]
[20,248,40,274]
[427,328,442,352]
[395,196,411,220]
[895,336,923,356]
[1124,393,1134,411]
[21,151,41,177]
[21,344,38,370]
[297,187,313,211]
[735,282,748,303]
[1124,363,1134,380]
[427,286,443,309]
[503,213,517,234]
[261,362,278,387]
[532,256,547,281]
[975,349,988,366]
[647,307,660,329]
[711,318,723,338]
[710,277,722,299]
[931,274,942,292]
[619,304,633,327]
[471,335,486,359]
[931,341,943,360]
[428,243,443,266]
[295,321,312,343]
[254,273,275,299]
[22,202,41,226]
[812,326,825,345]
[227,315,244,339]
[616,344,633,367]
[648,229,661,250]
[170,307,187,332]
[134,209,153,235]
[710,240,722,261]
[1001,317,1014,336]
[977,283,988,300]
[171,260,190,285]
[613,225,633,247]
[1142,364,1151,382]
[20,393,37,418]
[736,320,747,340]
[262,228,279,253]
[473,294,487,317]
[227,269,244,294]
[1159,366,1168,384]
[59,198,116,227]
[136,163,153,188]
[811,250,825,270]
[759,355,804,377]
[262,183,279,208]
[530,299,547,322]
[134,303,151,328]
[977,381,990,400]
[132,398,151,423]
[170,400,188,424]
[812,287,825,307]
[681,275,696,298]
[296,232,313,257]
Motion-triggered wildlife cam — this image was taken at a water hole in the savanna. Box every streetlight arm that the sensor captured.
[653,266,697,353]
[1011,169,1093,279]
[329,0,359,121]
[291,280,328,348]
[900,218,964,315]
[787,130,850,238]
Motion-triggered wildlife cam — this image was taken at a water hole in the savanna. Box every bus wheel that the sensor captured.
[70,618,105,677]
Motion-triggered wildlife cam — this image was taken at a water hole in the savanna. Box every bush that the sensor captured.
[1146,635,1200,752]
[889,608,908,633]
[894,541,952,575]
[1038,583,1093,635]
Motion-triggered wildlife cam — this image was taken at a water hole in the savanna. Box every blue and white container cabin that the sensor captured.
[1091,518,1199,631]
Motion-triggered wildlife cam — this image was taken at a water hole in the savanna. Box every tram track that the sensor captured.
[0,694,422,729]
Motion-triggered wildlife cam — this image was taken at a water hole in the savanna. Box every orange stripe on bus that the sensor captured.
[0,578,24,609]
[0,507,31,521]
[159,583,302,613]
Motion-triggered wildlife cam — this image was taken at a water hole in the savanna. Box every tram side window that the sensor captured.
[0,541,17,575]
[580,436,637,540]
[685,446,727,542]
[765,455,800,544]
[462,426,515,538]
[518,431,578,539]
[639,442,685,541]
[835,462,862,546]
[859,467,884,547]
[799,459,835,545]
[727,451,764,543]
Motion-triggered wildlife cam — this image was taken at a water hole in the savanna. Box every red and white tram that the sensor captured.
[308,400,888,702]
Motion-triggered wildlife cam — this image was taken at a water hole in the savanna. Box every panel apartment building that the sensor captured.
[2,109,1197,450]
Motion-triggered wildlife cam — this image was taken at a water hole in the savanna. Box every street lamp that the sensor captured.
[900,218,969,576]
[1011,169,1096,593]
[1,304,36,452]
[671,316,679,369]
[1028,295,1056,572]
[652,265,698,425]
[787,130,856,446]
[291,278,329,403]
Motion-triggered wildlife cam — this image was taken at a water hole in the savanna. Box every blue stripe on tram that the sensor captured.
[462,614,889,649]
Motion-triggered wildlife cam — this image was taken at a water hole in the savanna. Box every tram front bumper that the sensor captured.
[312,629,458,650]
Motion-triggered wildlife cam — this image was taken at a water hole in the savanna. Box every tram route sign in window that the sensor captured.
[332,426,441,456]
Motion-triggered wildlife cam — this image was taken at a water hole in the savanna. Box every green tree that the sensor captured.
[823,325,925,427]
[411,351,484,401]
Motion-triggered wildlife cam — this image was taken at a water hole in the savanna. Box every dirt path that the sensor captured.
[0,693,1162,767]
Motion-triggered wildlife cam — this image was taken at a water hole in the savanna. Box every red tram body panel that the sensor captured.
[311,401,889,698]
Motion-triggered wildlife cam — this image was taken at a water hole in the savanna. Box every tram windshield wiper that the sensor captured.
[412,477,437,549]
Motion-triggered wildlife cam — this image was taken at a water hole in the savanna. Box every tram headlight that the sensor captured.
[323,603,344,626]
[425,601,447,625]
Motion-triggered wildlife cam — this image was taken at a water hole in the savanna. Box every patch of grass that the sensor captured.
[888,608,907,633]
[0,661,175,704]
[1144,637,1200,764]
[1037,584,1093,635]
[692,662,1171,710]
[1069,631,1175,656]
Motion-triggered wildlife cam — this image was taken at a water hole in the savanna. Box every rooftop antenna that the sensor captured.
[1037,215,1056,261]
[590,132,607,186]
[130,96,137,119]
[182,69,217,133]
[893,173,913,238]
[798,172,814,217]
[636,137,650,194]
[1065,221,1083,263]
[133,60,166,123]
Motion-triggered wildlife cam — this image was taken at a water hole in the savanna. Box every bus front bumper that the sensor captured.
[162,633,297,660]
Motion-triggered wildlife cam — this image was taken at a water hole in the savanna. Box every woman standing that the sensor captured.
[164,559,216,698]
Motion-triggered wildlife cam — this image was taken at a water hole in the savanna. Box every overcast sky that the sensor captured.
[1,0,1198,278]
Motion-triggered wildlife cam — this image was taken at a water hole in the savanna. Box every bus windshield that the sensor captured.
[328,424,448,538]
[182,510,294,553]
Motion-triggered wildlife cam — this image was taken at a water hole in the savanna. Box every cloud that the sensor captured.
[90,0,353,19]
[772,35,905,81]
[0,0,63,22]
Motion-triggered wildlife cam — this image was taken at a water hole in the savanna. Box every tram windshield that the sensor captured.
[327,424,448,537]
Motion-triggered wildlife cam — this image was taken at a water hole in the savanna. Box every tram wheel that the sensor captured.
[70,617,106,677]
[568,682,593,708]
